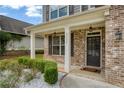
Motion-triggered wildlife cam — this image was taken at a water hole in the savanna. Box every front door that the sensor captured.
[87,36,101,67]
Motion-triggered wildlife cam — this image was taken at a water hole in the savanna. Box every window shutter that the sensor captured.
[46,5,49,22]
[69,5,74,15]
[48,36,52,55]
[71,33,74,56]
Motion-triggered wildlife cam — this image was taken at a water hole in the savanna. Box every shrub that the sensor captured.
[44,61,58,84]
[18,57,33,68]
[18,57,29,65]
[0,61,9,71]
[35,59,45,73]
[28,59,36,68]
[6,61,22,76]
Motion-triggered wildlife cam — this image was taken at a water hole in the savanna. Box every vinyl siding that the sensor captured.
[7,36,44,50]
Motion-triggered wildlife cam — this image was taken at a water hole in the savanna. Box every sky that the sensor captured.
[0,5,43,25]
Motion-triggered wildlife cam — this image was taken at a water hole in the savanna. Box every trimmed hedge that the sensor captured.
[18,57,33,68]
[18,57,29,65]
[18,57,58,84]
[35,60,45,73]
[44,61,58,84]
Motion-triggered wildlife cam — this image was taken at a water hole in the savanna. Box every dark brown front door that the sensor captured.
[87,36,100,67]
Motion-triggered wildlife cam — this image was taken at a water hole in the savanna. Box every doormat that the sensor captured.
[80,67,101,73]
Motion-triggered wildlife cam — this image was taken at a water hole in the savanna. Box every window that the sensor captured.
[50,6,58,19]
[50,5,68,19]
[51,10,58,19]
[59,6,67,17]
[49,35,65,55]
[61,36,65,55]
[81,5,88,11]
[48,34,74,56]
[52,36,60,55]
[50,6,58,11]
[90,5,96,8]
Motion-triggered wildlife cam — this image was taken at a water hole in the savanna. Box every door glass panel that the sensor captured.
[87,36,100,67]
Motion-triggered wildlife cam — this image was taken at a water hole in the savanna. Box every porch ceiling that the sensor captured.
[25,6,110,34]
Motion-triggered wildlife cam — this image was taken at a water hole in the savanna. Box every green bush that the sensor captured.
[28,59,36,68]
[18,57,29,65]
[6,61,22,76]
[35,60,45,73]
[18,57,33,68]
[44,61,58,84]
[0,61,9,71]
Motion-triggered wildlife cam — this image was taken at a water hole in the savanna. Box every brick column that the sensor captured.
[105,5,124,87]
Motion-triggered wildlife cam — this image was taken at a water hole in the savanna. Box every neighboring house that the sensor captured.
[26,5,124,87]
[0,15,44,50]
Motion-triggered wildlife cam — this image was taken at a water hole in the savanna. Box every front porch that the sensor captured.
[24,5,124,87]
[26,6,109,73]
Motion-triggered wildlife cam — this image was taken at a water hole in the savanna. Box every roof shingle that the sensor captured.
[0,15,33,35]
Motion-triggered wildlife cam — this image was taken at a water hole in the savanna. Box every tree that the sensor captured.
[0,31,24,56]
[0,31,11,56]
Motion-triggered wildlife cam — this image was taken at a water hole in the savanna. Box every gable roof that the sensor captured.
[0,15,33,35]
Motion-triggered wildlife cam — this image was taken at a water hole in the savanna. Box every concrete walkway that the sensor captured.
[61,74,119,88]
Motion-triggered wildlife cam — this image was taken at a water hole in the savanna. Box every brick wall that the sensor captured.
[105,5,124,87]
[71,30,85,66]
[44,27,105,69]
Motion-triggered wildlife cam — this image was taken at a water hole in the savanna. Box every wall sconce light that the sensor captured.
[89,25,93,32]
[115,28,122,40]
[53,32,56,36]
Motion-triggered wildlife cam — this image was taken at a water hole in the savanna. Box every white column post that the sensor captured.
[30,32,35,59]
[64,26,71,73]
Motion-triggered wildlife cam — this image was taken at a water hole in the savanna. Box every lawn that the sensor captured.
[0,54,65,88]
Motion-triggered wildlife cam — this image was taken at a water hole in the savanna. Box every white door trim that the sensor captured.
[85,30,102,69]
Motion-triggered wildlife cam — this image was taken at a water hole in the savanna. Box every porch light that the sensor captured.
[115,28,122,40]
[89,25,93,32]
[53,32,57,36]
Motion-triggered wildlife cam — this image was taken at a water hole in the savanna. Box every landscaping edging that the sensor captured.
[59,72,68,88]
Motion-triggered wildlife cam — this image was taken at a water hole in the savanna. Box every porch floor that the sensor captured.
[70,66,105,82]
[57,64,118,88]
[57,63,105,82]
